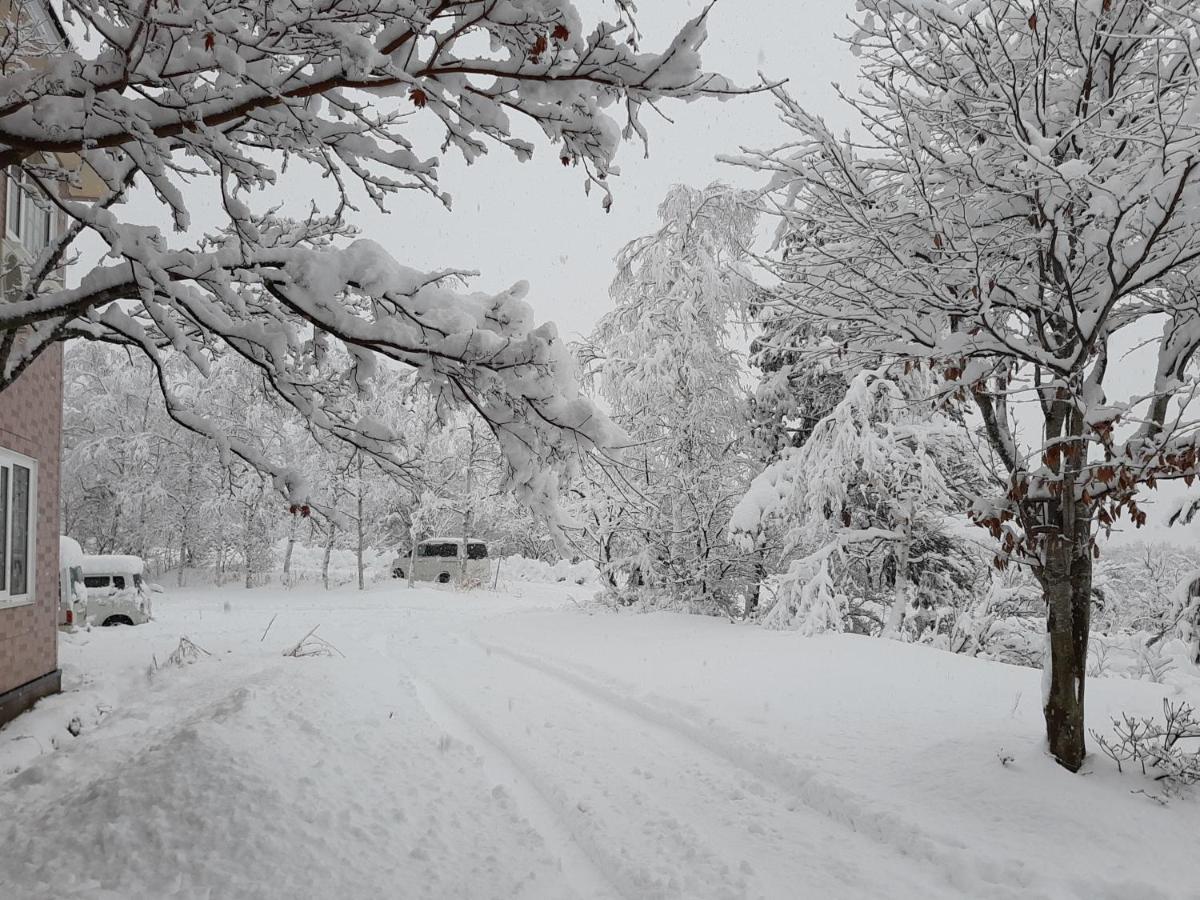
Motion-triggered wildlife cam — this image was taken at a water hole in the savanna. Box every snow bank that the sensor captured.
[498,555,597,586]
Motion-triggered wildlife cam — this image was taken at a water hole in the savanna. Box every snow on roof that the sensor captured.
[420,537,487,544]
[59,536,85,569]
[81,554,146,576]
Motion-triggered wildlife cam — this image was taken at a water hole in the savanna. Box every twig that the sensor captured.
[260,613,278,643]
[283,625,321,656]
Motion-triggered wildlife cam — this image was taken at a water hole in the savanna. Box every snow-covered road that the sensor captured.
[2,582,1198,899]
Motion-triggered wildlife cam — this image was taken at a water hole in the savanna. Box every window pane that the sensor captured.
[0,467,7,593]
[5,171,21,237]
[420,542,458,558]
[39,205,51,251]
[467,543,488,560]
[113,576,126,590]
[10,464,29,595]
[24,199,47,253]
[84,576,110,589]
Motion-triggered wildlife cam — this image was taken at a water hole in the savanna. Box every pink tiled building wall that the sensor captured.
[0,180,63,699]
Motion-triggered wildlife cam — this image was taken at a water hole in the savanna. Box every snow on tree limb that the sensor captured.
[0,0,763,520]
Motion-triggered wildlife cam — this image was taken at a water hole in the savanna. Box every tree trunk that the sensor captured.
[282,518,296,588]
[356,456,365,591]
[882,519,912,639]
[243,503,254,590]
[1037,527,1092,772]
[322,527,336,591]
[176,530,187,588]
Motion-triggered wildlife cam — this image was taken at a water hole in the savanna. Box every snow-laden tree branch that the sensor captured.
[0,0,764,520]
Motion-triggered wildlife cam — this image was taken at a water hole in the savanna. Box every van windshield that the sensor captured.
[418,542,488,559]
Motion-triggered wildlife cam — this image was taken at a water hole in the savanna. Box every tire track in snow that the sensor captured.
[471,637,1048,900]
[405,637,974,900]
[409,676,627,900]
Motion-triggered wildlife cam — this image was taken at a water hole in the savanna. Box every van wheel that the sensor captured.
[392,567,405,579]
[437,572,451,584]
[102,615,134,627]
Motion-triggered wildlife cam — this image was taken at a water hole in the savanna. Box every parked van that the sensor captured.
[58,537,88,629]
[391,538,491,584]
[81,554,155,626]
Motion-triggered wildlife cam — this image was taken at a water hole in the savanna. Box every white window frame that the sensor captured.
[5,167,52,257]
[0,446,38,609]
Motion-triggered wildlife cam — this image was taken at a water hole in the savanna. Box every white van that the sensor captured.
[58,537,88,629]
[81,554,155,626]
[391,538,491,584]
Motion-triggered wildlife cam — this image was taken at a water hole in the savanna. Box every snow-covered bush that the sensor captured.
[1092,700,1200,797]
[497,556,596,587]
[733,369,989,637]
[1092,544,1200,636]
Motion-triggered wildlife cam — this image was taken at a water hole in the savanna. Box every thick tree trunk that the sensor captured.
[1038,529,1092,772]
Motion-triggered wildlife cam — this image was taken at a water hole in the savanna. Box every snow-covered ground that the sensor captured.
[2,581,1198,899]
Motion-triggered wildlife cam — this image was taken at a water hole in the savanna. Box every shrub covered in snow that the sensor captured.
[498,556,596,587]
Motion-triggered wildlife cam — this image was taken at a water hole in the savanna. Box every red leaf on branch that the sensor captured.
[1028,13,1037,31]
[204,32,215,51]
[409,88,428,108]
[552,24,570,42]
[561,156,572,167]
[530,33,548,62]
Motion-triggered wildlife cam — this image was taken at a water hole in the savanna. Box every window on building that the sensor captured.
[83,576,110,589]
[5,167,52,256]
[0,448,36,607]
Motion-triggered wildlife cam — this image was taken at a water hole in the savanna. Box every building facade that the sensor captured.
[0,342,63,725]
[0,0,70,726]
